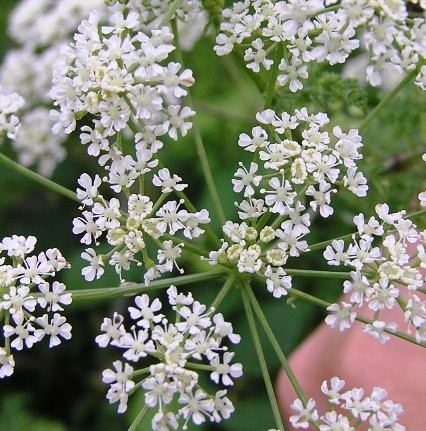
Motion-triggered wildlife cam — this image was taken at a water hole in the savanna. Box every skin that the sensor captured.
[277,266,426,430]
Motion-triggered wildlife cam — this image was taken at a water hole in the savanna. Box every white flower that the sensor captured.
[238,126,269,152]
[290,398,319,429]
[343,271,370,305]
[244,38,273,72]
[142,366,176,408]
[120,328,156,361]
[363,320,397,344]
[175,301,211,335]
[321,377,345,405]
[167,285,194,307]
[73,211,102,245]
[165,105,195,141]
[157,240,184,274]
[179,388,214,426]
[81,248,105,281]
[343,167,368,197]
[212,313,241,344]
[1,235,37,258]
[305,181,336,218]
[102,360,135,413]
[181,209,210,239]
[3,312,39,350]
[155,200,187,235]
[96,312,125,348]
[261,176,296,214]
[323,239,348,266]
[128,294,163,329]
[319,411,353,431]
[37,281,72,312]
[34,313,72,348]
[152,168,188,193]
[237,245,262,273]
[1,285,37,316]
[212,390,235,422]
[277,56,308,92]
[0,348,15,378]
[210,352,243,386]
[76,173,102,206]
[264,265,292,298]
[232,162,262,197]
[325,302,356,331]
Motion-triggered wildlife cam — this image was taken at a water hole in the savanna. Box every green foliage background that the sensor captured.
[0,1,425,430]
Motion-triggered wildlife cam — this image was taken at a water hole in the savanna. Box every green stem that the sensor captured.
[161,232,210,257]
[128,403,150,431]
[171,19,226,226]
[246,286,309,405]
[264,44,282,109]
[69,269,228,301]
[308,232,355,252]
[289,288,426,347]
[407,208,426,221]
[158,0,183,27]
[0,153,78,203]
[176,190,221,247]
[185,361,214,372]
[255,269,351,282]
[241,281,286,431]
[359,65,422,134]
[284,269,351,279]
[288,287,336,308]
[210,274,236,310]
[355,314,425,347]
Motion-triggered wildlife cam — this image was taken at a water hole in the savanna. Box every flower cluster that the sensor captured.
[290,376,405,430]
[96,286,242,429]
[214,0,426,91]
[104,0,208,50]
[0,0,107,175]
[1,0,207,176]
[0,235,71,378]
[209,107,366,298]
[324,202,426,343]
[0,87,25,140]
[74,169,210,284]
[50,10,196,139]
[48,8,211,284]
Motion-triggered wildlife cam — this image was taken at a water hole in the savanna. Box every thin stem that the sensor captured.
[355,314,425,347]
[161,232,210,257]
[210,274,237,310]
[289,288,426,347]
[176,190,221,247]
[158,0,183,27]
[246,286,309,405]
[264,44,282,109]
[70,269,228,301]
[254,269,351,282]
[0,153,78,203]
[171,19,226,226]
[128,403,150,431]
[192,98,253,124]
[222,54,262,112]
[241,281,286,431]
[308,232,355,251]
[407,208,426,220]
[359,65,422,134]
[283,269,351,279]
[185,361,214,372]
[288,287,337,308]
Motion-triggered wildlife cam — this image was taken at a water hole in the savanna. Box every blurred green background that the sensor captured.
[0,1,425,430]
